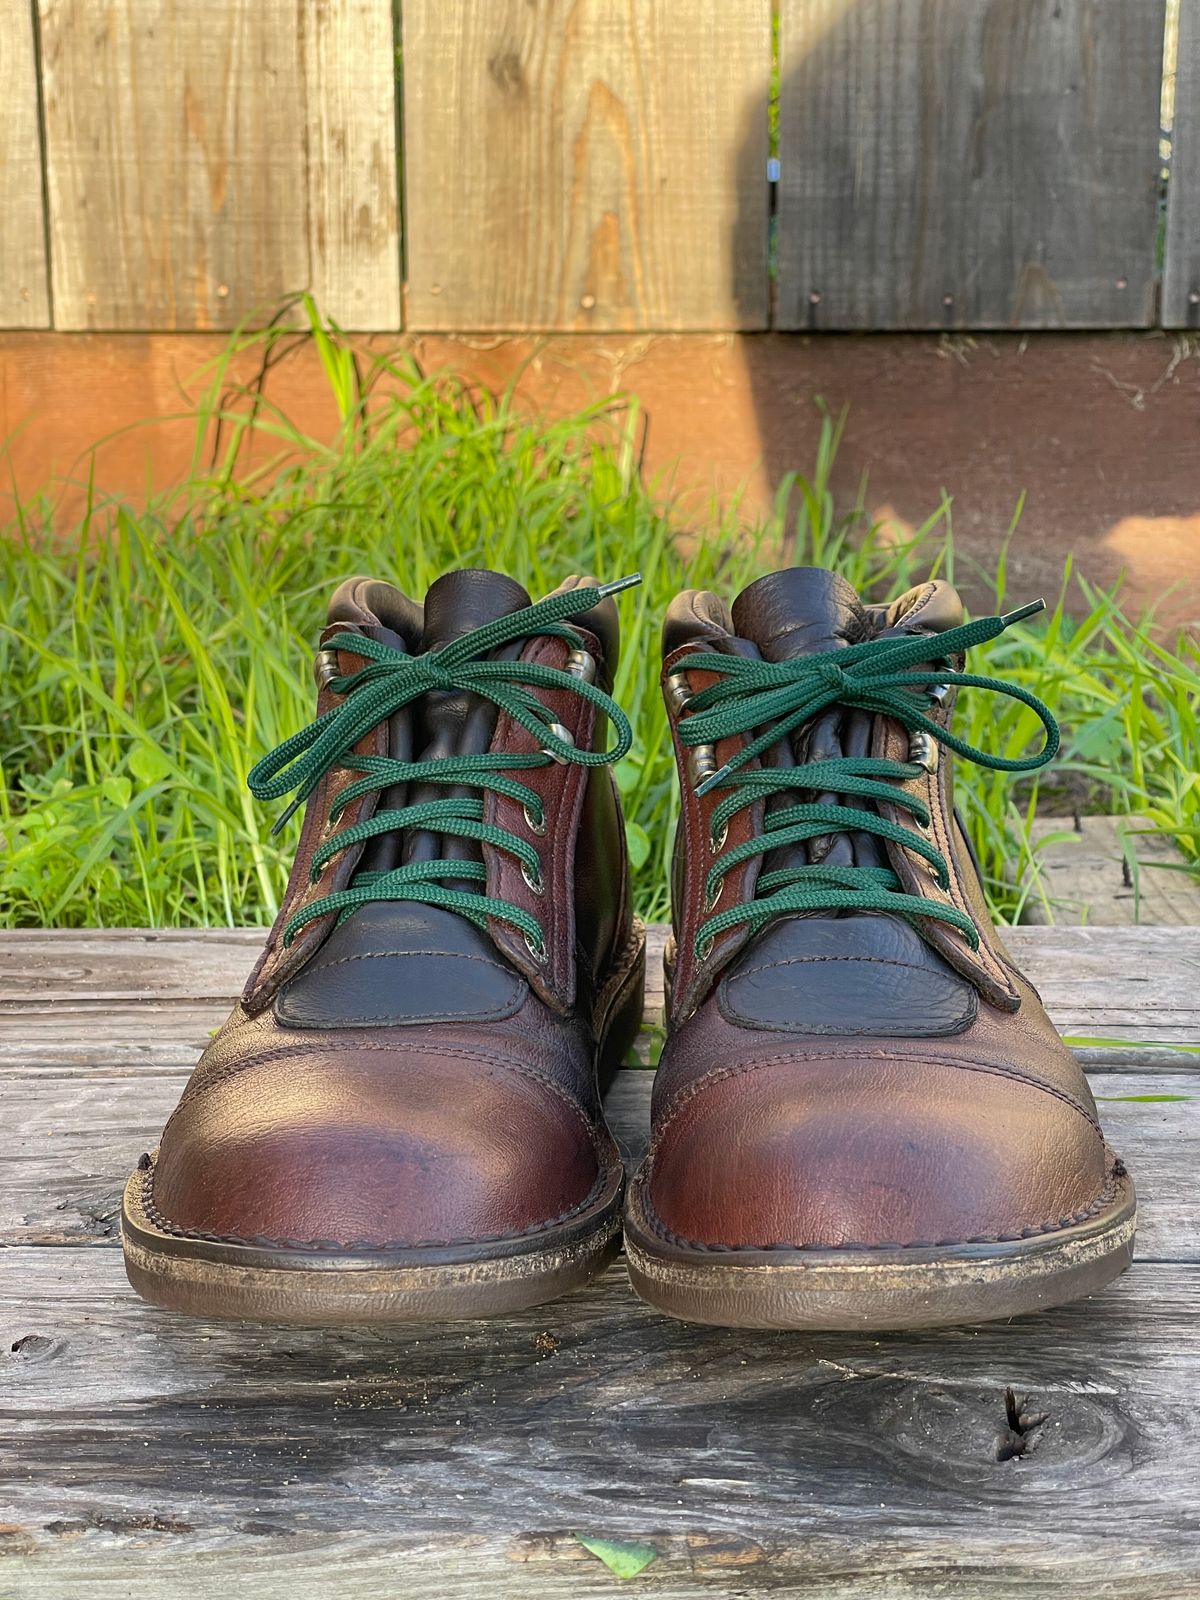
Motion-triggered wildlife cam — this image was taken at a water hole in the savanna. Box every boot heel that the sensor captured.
[595,918,647,1095]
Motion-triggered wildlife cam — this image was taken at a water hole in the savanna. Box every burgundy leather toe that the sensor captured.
[151,1048,605,1248]
[644,1054,1108,1251]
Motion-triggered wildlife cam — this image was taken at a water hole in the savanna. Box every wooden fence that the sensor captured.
[0,0,1194,334]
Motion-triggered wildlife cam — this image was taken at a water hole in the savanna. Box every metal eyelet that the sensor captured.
[928,683,950,706]
[665,673,692,716]
[705,879,723,912]
[523,930,547,961]
[540,721,576,763]
[565,648,597,685]
[696,935,715,961]
[313,648,341,689]
[688,746,718,788]
[523,803,546,836]
[521,860,544,896]
[710,820,728,853]
[908,731,940,774]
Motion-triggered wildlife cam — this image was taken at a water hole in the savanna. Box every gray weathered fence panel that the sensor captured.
[38,0,400,331]
[776,0,1167,330]
[1164,0,1199,326]
[402,0,771,332]
[0,0,51,328]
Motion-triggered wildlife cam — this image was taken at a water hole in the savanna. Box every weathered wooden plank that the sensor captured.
[402,0,771,331]
[38,0,400,331]
[301,0,402,330]
[0,0,51,327]
[1164,0,1200,326]
[2,1540,1198,1600]
[1,924,1197,1593]
[2,1068,1193,1258]
[1,1247,1198,1595]
[3,927,1196,1071]
[776,0,1166,330]
[1023,816,1200,925]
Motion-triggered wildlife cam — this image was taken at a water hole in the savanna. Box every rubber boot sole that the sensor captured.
[623,1158,1135,1331]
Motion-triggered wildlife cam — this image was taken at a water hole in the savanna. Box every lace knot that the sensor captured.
[815,659,852,695]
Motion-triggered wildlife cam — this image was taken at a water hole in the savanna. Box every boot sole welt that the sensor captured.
[121,922,645,1326]
[121,1162,623,1325]
[623,1162,1136,1331]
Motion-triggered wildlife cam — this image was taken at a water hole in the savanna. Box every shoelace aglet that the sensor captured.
[695,760,734,798]
[1001,598,1046,626]
[271,795,304,836]
[594,572,642,599]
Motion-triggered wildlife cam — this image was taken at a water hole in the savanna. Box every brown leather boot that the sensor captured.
[625,567,1134,1330]
[122,570,645,1324]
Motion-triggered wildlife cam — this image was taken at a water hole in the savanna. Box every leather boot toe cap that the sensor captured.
[644,1055,1110,1251]
[149,1048,607,1251]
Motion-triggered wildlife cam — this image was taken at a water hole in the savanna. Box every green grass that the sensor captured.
[1,308,1197,931]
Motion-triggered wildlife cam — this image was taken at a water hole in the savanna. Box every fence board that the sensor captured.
[402,0,771,332]
[38,0,400,331]
[0,0,51,327]
[776,0,1166,330]
[302,0,402,330]
[1164,0,1199,326]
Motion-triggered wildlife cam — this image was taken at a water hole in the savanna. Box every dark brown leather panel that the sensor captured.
[874,694,1021,1010]
[717,913,977,1036]
[662,649,765,1025]
[242,626,391,1014]
[483,632,596,1009]
[273,904,528,1029]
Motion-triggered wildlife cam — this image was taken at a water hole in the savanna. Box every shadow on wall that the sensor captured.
[727,0,1200,628]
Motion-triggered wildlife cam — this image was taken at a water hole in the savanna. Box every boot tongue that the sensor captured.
[725,569,875,881]
[719,568,977,1033]
[420,568,531,650]
[391,569,533,877]
[730,567,869,661]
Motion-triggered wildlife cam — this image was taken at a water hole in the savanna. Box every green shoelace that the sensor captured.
[248,576,640,955]
[672,601,1060,960]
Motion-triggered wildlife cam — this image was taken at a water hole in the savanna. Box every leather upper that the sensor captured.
[640,567,1118,1253]
[146,571,640,1252]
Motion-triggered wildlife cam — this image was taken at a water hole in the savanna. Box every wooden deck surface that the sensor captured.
[2,926,1199,1596]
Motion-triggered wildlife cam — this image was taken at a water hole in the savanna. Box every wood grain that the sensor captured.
[402,0,771,331]
[3,925,1197,1069]
[776,0,1166,330]
[2,1250,1200,1594]
[0,0,51,327]
[1023,816,1200,925]
[1,923,1198,1592]
[301,0,401,330]
[38,0,400,331]
[1164,0,1200,326]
